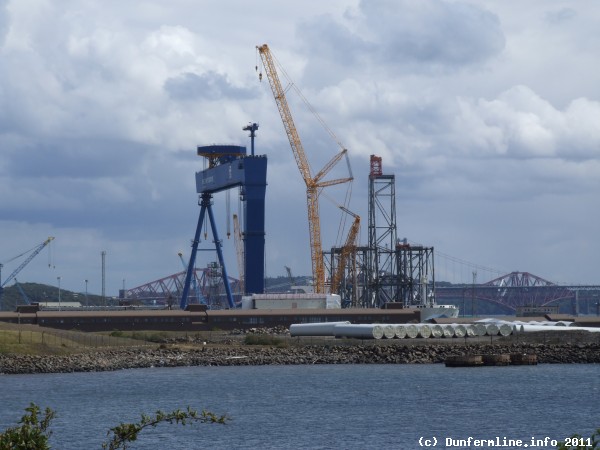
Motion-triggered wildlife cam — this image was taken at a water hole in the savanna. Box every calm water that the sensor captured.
[1,364,598,449]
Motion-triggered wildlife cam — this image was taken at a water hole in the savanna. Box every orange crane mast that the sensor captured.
[257,44,353,293]
[330,207,361,295]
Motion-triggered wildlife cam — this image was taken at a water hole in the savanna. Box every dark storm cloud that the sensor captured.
[545,8,577,25]
[164,71,256,101]
[5,137,149,178]
[299,0,505,75]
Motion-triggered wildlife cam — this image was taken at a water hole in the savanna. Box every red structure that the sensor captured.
[126,268,241,309]
[369,155,382,177]
[436,271,600,314]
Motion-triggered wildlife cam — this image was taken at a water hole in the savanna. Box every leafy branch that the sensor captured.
[102,406,228,450]
[557,428,600,450]
[0,404,227,450]
[0,403,56,450]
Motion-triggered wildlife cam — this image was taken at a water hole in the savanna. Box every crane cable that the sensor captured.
[262,49,347,154]
[1,243,41,265]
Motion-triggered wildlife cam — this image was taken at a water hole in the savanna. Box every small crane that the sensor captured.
[0,237,55,309]
[284,265,295,286]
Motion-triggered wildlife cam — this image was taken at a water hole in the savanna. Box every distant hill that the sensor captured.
[0,276,314,311]
[2,277,518,315]
[0,282,104,311]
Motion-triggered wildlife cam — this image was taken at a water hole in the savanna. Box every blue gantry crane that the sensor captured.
[0,236,55,309]
[180,127,267,310]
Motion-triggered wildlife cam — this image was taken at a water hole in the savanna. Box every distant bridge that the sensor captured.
[127,269,600,315]
[436,271,600,314]
[126,267,242,309]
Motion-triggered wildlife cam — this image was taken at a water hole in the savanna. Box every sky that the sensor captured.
[1,0,599,296]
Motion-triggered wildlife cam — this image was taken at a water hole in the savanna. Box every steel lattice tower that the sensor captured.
[366,155,398,307]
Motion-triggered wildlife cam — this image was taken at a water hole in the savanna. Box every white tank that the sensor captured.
[333,324,385,339]
[289,321,351,337]
[465,325,476,337]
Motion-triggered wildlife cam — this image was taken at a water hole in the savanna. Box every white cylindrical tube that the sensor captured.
[382,324,396,339]
[333,324,384,339]
[430,324,443,338]
[405,324,419,338]
[452,324,466,338]
[473,323,487,336]
[465,325,476,337]
[395,325,407,339]
[519,324,600,333]
[417,324,432,338]
[442,325,455,338]
[498,323,513,336]
[289,321,350,337]
[485,323,499,336]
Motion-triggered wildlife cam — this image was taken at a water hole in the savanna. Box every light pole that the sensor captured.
[471,271,477,318]
[85,279,89,307]
[57,276,62,311]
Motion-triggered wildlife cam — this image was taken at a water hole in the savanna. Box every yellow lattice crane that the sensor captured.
[257,44,354,293]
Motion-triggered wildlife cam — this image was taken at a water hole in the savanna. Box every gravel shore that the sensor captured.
[1,341,599,375]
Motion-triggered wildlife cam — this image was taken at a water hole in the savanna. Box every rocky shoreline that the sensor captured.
[1,342,599,375]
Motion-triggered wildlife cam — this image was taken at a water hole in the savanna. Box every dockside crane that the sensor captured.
[0,236,55,309]
[257,44,355,293]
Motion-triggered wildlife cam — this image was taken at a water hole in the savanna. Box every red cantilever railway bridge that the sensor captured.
[435,271,600,314]
[126,269,600,314]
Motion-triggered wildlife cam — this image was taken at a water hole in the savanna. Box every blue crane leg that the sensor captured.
[206,199,235,308]
[243,157,267,294]
[180,198,209,310]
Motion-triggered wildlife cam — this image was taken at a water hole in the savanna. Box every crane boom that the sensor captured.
[257,44,312,184]
[1,237,54,288]
[257,44,353,293]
